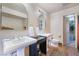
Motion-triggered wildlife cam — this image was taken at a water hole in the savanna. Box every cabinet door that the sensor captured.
[77,16,79,50]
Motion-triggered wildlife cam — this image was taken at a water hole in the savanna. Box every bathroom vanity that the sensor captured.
[29,33,52,56]
[2,36,47,56]
[3,36,37,56]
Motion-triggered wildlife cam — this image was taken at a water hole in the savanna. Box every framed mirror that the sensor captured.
[38,9,46,32]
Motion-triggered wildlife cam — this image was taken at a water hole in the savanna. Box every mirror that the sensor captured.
[38,9,46,33]
[0,3,28,31]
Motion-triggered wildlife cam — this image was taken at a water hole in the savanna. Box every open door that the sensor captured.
[63,15,75,47]
[77,16,79,50]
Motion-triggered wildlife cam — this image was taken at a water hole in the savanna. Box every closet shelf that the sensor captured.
[1,26,14,30]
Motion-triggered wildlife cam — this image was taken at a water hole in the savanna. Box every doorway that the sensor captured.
[63,14,75,47]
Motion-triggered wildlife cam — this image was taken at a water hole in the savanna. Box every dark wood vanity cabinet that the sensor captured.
[39,37,47,55]
[29,36,47,56]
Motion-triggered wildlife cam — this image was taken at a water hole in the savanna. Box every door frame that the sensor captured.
[77,15,79,50]
[63,16,67,46]
[63,14,76,47]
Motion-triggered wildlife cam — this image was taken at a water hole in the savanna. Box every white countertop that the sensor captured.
[38,33,53,37]
[3,36,37,55]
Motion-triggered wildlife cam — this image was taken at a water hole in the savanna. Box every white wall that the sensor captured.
[50,5,79,45]
[50,14,63,43]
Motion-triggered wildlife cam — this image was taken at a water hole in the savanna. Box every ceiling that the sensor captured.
[31,3,79,14]
[1,3,79,14]
[2,3,27,14]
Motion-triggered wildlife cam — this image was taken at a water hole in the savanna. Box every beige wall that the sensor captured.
[45,14,50,33]
[50,5,79,46]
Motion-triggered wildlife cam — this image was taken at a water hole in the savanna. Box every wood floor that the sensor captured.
[47,45,79,56]
[24,45,79,56]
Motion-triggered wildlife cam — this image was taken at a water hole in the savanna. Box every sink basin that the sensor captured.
[3,36,37,54]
